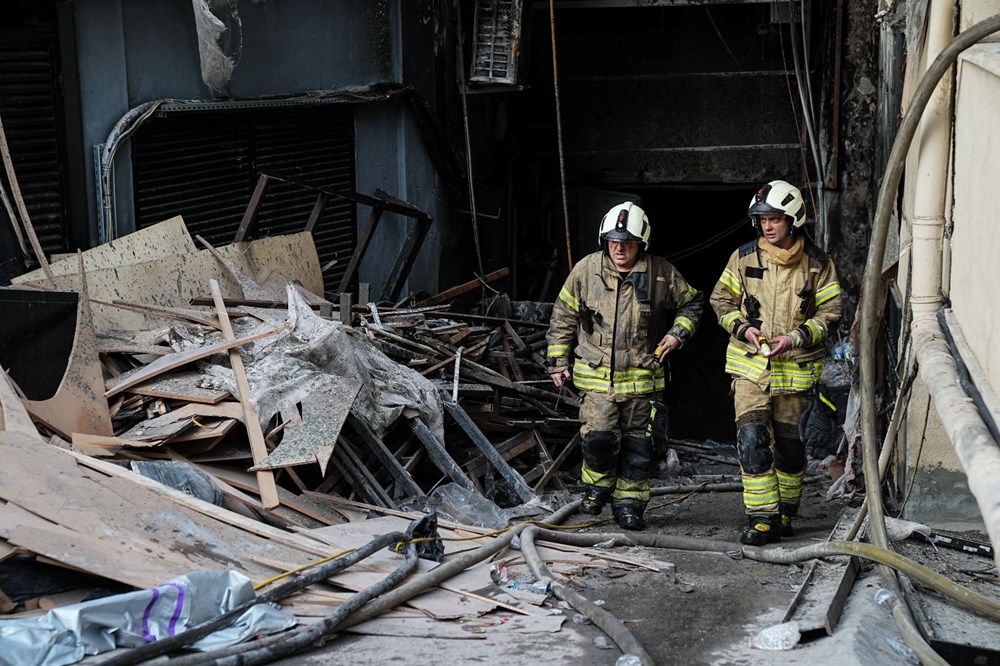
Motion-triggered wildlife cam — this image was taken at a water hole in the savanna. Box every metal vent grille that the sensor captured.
[131,106,356,292]
[470,0,523,84]
[0,27,69,255]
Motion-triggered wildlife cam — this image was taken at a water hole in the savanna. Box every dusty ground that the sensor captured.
[275,468,906,666]
[274,464,1000,665]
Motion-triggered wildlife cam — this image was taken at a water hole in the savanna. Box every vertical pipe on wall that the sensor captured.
[909,0,954,315]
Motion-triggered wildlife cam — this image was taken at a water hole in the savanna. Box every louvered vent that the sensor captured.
[470,0,523,85]
[131,106,356,292]
[0,27,69,255]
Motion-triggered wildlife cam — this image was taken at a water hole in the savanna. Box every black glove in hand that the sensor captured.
[799,394,838,456]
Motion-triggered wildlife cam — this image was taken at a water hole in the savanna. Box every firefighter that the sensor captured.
[710,180,843,545]
[546,202,703,530]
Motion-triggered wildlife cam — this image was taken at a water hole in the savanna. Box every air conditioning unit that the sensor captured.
[470,0,524,85]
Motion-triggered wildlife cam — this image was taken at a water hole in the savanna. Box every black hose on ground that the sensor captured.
[171,543,419,666]
[103,531,411,666]
[336,499,581,630]
[520,525,655,666]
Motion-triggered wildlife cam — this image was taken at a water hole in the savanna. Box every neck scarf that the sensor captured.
[759,236,804,267]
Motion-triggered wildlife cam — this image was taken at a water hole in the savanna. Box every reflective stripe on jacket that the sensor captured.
[546,251,703,399]
[710,237,842,394]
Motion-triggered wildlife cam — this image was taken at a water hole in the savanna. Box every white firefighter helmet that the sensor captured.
[598,201,650,249]
[748,180,807,228]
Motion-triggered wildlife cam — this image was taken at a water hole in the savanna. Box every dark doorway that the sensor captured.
[638,185,756,444]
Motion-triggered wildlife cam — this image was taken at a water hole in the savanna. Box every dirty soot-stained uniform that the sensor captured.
[710,236,842,522]
[546,251,703,514]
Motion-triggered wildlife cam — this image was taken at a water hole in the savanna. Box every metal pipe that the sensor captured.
[860,9,1000,663]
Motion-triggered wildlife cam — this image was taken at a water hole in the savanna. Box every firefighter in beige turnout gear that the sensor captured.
[547,202,703,530]
[710,180,843,545]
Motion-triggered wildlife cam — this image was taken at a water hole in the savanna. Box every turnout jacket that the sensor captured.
[546,251,703,399]
[710,236,842,394]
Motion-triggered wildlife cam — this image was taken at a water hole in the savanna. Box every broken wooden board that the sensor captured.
[125,370,230,404]
[251,377,360,475]
[103,324,286,397]
[209,278,280,510]
[14,250,245,331]
[70,432,163,455]
[12,216,195,284]
[96,328,173,356]
[0,432,326,588]
[23,270,113,438]
[240,232,324,297]
[197,234,278,302]
[0,370,41,441]
[115,402,244,442]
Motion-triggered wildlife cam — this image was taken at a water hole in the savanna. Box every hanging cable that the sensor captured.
[778,27,818,221]
[549,0,573,272]
[453,0,485,280]
[786,1,828,249]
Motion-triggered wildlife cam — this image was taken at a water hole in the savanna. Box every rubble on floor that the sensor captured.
[0,215,654,664]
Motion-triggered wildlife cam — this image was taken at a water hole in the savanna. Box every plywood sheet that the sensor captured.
[125,370,230,404]
[11,216,195,284]
[241,232,324,296]
[251,377,359,474]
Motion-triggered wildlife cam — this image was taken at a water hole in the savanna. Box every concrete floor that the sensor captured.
[271,476,937,666]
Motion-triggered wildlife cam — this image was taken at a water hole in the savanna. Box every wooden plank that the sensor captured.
[233,174,272,242]
[116,402,244,442]
[0,370,41,440]
[334,439,397,509]
[125,370,230,404]
[532,430,567,491]
[407,417,476,491]
[444,400,534,503]
[416,268,510,307]
[337,204,386,294]
[463,429,536,480]
[99,300,227,329]
[104,324,286,398]
[71,432,162,454]
[347,414,424,498]
[533,432,580,493]
[208,279,280,509]
[66,449,341,558]
[0,113,55,287]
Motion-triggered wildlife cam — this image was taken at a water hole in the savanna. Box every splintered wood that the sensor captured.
[0,216,661,651]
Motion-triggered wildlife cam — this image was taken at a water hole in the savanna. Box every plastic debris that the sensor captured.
[616,656,643,666]
[749,621,801,650]
[888,639,920,664]
[593,635,612,649]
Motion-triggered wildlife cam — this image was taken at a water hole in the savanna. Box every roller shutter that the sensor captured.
[131,105,356,292]
[0,24,70,255]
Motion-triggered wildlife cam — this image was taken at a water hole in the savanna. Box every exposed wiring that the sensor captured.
[896,392,931,518]
[778,28,819,222]
[666,216,748,262]
[549,0,573,272]
[785,1,828,248]
[453,0,485,281]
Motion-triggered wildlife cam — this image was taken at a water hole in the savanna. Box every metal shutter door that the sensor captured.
[0,26,69,255]
[132,105,356,292]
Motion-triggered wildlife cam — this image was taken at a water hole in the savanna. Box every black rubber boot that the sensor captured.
[779,514,794,537]
[779,503,798,537]
[612,501,646,531]
[579,487,611,515]
[740,514,781,545]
